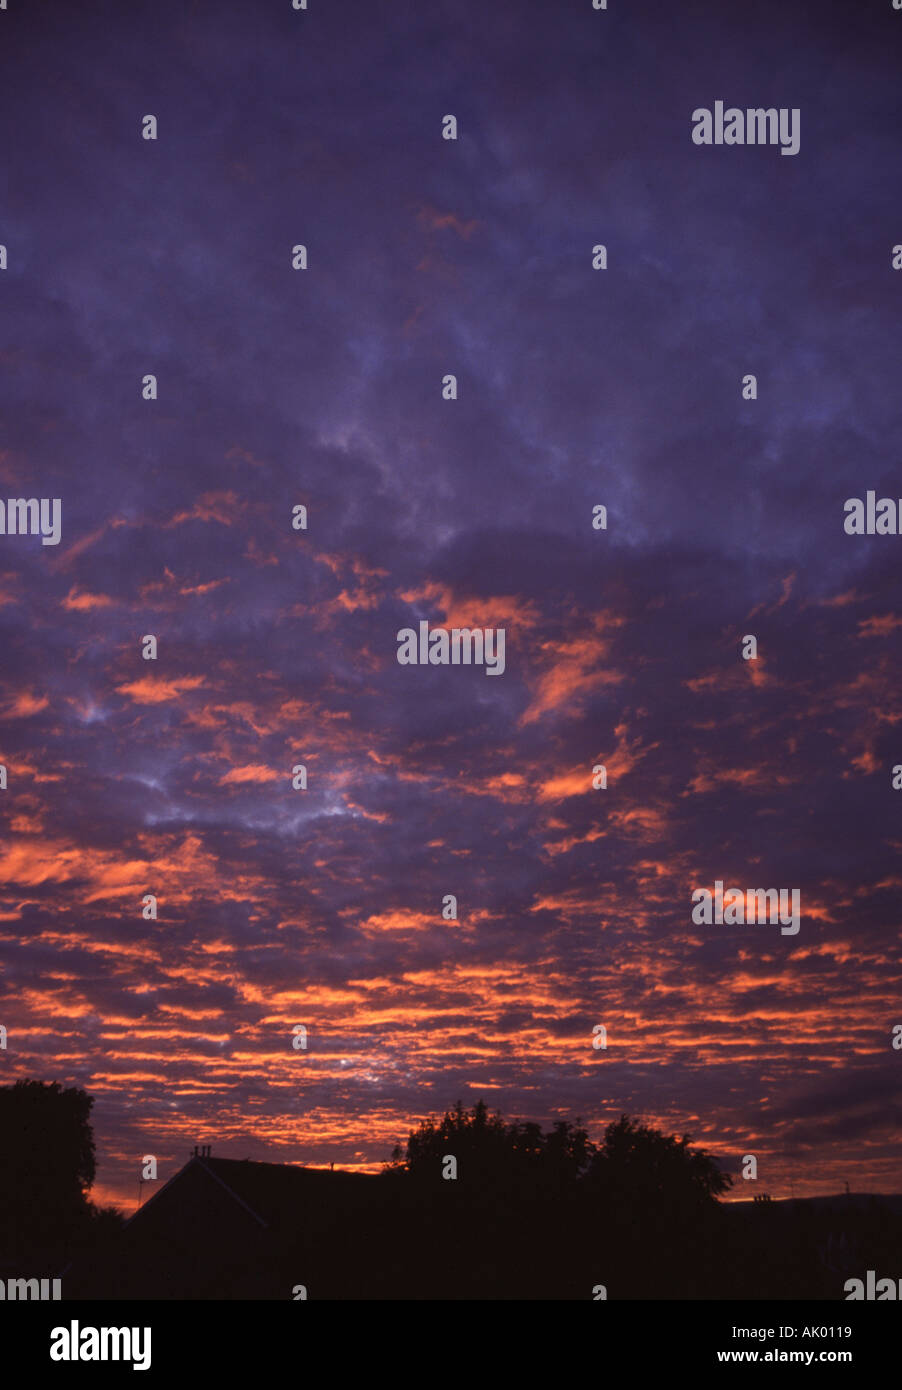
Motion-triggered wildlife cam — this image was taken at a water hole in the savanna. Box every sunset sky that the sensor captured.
[1,0,900,1213]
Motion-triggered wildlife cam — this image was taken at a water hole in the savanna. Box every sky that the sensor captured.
[0,0,900,1213]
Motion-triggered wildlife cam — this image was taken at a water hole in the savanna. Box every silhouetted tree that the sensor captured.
[386,1099,506,1177]
[571,1115,733,1297]
[0,1079,97,1256]
[585,1112,731,1224]
[383,1100,597,1296]
[386,1099,595,1197]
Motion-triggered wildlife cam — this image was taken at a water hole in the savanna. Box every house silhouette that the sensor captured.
[68,1150,388,1299]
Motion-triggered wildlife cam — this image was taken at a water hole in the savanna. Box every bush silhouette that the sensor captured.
[385,1098,594,1195]
[0,1079,97,1257]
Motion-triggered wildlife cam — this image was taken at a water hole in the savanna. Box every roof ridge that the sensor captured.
[195,1156,269,1228]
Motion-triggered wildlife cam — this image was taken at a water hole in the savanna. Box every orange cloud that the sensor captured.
[167,491,241,527]
[537,724,642,801]
[520,612,626,725]
[358,910,434,934]
[416,204,479,239]
[180,578,229,597]
[685,763,796,796]
[115,676,205,704]
[62,588,115,611]
[0,690,49,718]
[398,581,540,634]
[858,614,902,638]
[219,764,281,785]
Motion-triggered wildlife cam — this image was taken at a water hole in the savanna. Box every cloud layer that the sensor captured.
[0,0,899,1210]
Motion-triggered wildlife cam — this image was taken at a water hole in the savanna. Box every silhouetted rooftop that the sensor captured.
[127,1154,380,1233]
[193,1156,378,1226]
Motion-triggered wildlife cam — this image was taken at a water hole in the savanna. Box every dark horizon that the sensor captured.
[30,1100,902,1303]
